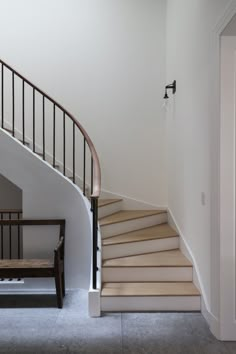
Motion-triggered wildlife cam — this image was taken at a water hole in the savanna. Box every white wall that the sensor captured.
[0,0,167,207]
[0,129,92,291]
[166,0,232,334]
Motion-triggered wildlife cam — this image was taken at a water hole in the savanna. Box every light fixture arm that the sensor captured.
[163,80,176,99]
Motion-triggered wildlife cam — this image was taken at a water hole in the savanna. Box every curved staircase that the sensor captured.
[98,199,201,312]
[0,59,200,314]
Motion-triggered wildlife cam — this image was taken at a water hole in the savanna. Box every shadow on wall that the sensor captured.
[0,174,22,209]
[0,174,22,259]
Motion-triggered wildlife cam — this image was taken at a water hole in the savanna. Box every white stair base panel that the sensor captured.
[101,213,167,238]
[103,236,179,260]
[98,201,123,219]
[102,266,192,282]
[101,295,201,312]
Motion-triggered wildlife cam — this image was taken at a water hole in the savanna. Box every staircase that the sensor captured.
[0,59,201,314]
[98,199,201,312]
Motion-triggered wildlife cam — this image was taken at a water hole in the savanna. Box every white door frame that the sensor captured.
[220,35,236,340]
[212,0,236,340]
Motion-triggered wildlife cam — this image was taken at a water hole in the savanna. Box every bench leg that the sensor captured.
[55,272,63,309]
[62,271,65,297]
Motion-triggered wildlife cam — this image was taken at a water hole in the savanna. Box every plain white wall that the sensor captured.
[0,129,92,291]
[0,0,167,207]
[166,0,232,326]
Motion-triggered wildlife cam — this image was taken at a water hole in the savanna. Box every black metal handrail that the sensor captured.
[0,60,101,289]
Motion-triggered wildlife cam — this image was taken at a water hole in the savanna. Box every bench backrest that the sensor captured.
[0,219,65,260]
[0,219,65,234]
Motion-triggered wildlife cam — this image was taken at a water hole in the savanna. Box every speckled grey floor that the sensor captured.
[0,290,235,354]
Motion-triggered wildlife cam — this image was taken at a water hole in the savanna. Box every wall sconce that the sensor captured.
[163,80,176,99]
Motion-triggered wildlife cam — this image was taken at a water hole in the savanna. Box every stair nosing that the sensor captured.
[98,199,123,208]
[102,250,192,268]
[99,210,167,227]
[103,264,192,268]
[103,234,179,246]
[101,294,200,297]
[101,282,200,297]
[102,224,178,246]
[103,248,180,261]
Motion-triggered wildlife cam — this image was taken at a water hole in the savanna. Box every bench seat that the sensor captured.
[0,259,58,278]
[0,259,54,269]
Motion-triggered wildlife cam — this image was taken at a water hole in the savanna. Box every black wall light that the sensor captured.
[164,80,176,99]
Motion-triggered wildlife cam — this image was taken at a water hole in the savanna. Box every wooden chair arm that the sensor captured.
[54,237,64,256]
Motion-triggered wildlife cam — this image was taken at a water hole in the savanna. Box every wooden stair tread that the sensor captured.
[101,282,200,297]
[0,259,53,269]
[103,250,192,267]
[99,210,166,226]
[103,223,178,246]
[98,199,122,208]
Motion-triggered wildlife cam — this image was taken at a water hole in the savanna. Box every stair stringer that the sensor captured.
[2,122,90,193]
[0,128,93,292]
[100,188,167,211]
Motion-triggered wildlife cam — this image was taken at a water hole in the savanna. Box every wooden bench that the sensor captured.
[0,219,65,308]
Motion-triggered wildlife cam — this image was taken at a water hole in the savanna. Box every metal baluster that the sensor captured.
[43,96,45,160]
[73,122,75,183]
[33,88,35,152]
[9,213,11,259]
[22,80,25,144]
[63,112,66,175]
[83,138,86,195]
[17,212,21,259]
[91,157,94,195]
[1,213,3,259]
[12,72,15,136]
[1,64,4,128]
[92,198,98,289]
[53,103,55,167]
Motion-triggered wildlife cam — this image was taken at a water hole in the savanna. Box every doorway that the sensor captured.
[219,15,236,339]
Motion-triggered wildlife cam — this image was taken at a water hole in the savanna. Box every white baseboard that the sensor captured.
[201,298,220,340]
[1,125,90,193]
[101,188,167,211]
[168,208,220,339]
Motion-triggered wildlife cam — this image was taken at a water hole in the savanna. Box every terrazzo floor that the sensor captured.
[0,290,235,353]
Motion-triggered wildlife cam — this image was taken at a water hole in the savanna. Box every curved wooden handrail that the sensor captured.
[0,59,101,198]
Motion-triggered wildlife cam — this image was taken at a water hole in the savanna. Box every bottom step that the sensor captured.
[101,282,201,312]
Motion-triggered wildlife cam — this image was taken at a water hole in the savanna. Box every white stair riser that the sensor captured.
[102,266,192,282]
[103,237,179,260]
[101,295,201,312]
[98,201,122,219]
[101,213,167,238]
